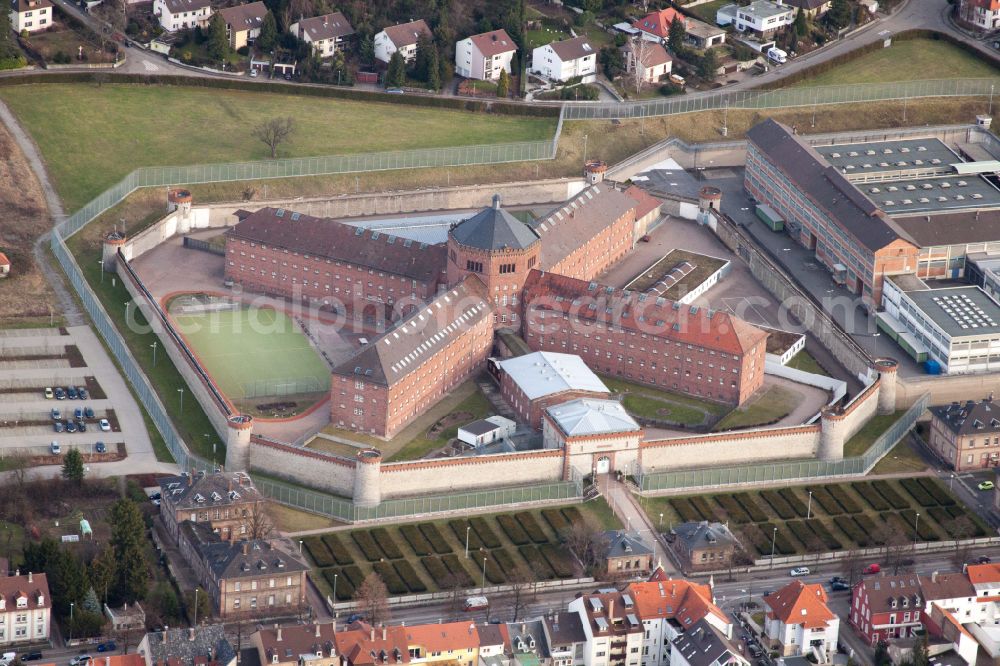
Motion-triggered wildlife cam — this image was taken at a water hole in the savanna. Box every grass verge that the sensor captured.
[844,410,903,458]
[713,384,800,431]
[785,349,829,376]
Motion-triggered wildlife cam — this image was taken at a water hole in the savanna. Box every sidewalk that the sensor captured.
[599,474,679,575]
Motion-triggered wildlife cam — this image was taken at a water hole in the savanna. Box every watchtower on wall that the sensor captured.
[224,414,254,471]
[698,186,722,226]
[446,194,541,328]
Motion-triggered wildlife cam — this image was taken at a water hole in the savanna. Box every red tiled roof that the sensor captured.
[522,270,768,356]
[966,563,1000,585]
[628,579,727,627]
[0,252,9,267]
[764,581,836,630]
[336,622,410,666]
[624,185,663,221]
[0,573,49,611]
[469,29,517,57]
[404,621,480,652]
[382,19,431,49]
[632,9,685,39]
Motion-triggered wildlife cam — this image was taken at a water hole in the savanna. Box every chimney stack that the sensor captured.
[932,571,938,583]
[276,625,283,642]
[316,623,321,638]
[370,628,375,641]
[27,572,32,583]
[382,626,387,641]
[608,598,614,620]
[189,627,196,641]
[492,194,501,210]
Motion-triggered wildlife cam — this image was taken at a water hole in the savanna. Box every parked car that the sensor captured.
[21,652,44,662]
[96,643,116,653]
[51,408,61,420]
[53,421,64,434]
[67,387,78,400]
[790,567,810,577]
[640,235,651,242]
[863,564,881,575]
[149,491,161,501]
[70,656,92,666]
[76,420,87,433]
[829,580,850,591]
[385,87,404,94]
[249,69,258,78]
[54,387,66,400]
[1,653,16,666]
[50,442,61,455]
[748,646,762,658]
[44,387,54,399]
[84,407,95,419]
[978,556,993,564]
[345,613,364,624]
[74,407,84,420]
[77,387,88,400]
[979,480,995,491]
[66,421,77,433]
[98,418,111,432]
[95,442,106,454]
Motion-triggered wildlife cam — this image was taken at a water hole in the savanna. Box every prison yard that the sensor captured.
[301,501,620,600]
[643,477,989,559]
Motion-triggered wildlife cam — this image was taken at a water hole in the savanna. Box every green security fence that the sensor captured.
[638,393,930,493]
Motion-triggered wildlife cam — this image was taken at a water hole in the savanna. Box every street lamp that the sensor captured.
[69,602,75,642]
[97,260,105,284]
[769,527,778,569]
[298,539,303,555]
[465,526,471,559]
[178,388,185,415]
[950,473,955,491]
[124,301,130,319]
[807,491,813,520]
[659,513,663,529]
[914,513,920,543]
[194,587,200,625]
[332,573,338,608]
[150,341,158,367]
[481,558,487,591]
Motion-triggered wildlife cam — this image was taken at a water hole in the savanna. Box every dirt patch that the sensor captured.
[427,411,474,438]
[0,121,57,326]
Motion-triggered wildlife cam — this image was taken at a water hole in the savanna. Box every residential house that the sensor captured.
[138,625,237,666]
[506,619,550,666]
[628,577,731,666]
[0,252,9,278]
[177,521,309,618]
[252,622,338,666]
[335,622,411,666]
[669,620,748,666]
[783,0,833,19]
[543,612,587,666]
[158,470,264,544]
[850,574,925,644]
[669,522,740,572]
[153,0,212,32]
[568,590,645,666]
[374,19,431,64]
[622,41,672,85]
[530,36,597,83]
[218,2,267,50]
[682,20,726,49]
[9,0,51,34]
[405,621,481,666]
[716,1,793,37]
[631,9,685,42]
[456,29,517,82]
[762,581,839,658]
[928,397,1000,471]
[604,532,654,576]
[103,602,145,633]
[0,572,50,647]
[291,12,354,58]
[477,623,510,666]
[959,0,1000,29]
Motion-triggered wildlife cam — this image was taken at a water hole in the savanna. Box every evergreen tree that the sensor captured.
[359,35,375,66]
[257,11,278,52]
[793,8,808,36]
[911,635,930,666]
[82,587,100,614]
[0,3,14,58]
[207,13,229,61]
[427,48,441,90]
[826,0,852,29]
[23,537,60,575]
[413,33,435,81]
[667,18,686,53]
[496,68,510,98]
[89,546,115,604]
[386,50,406,87]
[110,499,149,602]
[698,47,719,80]
[61,448,84,486]
[54,550,89,616]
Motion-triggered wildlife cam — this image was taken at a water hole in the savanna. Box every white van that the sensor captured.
[767,47,787,64]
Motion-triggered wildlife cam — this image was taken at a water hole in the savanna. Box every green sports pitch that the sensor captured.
[171,305,330,401]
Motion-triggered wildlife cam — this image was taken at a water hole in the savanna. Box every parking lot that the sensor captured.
[0,326,166,474]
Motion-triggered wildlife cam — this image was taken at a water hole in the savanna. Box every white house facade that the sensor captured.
[9,0,51,33]
[374,19,431,64]
[530,36,596,83]
[763,582,839,659]
[153,0,212,32]
[291,12,354,58]
[0,573,50,647]
[455,29,517,81]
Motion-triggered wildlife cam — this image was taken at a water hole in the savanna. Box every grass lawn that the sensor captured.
[785,349,829,376]
[870,437,928,475]
[622,394,706,425]
[268,502,340,532]
[683,0,732,23]
[387,388,492,461]
[170,304,330,402]
[843,410,903,457]
[790,38,1000,88]
[0,83,559,210]
[713,384,800,431]
[526,28,570,49]
[601,374,728,426]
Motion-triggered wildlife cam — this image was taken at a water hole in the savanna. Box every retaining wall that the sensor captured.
[640,424,821,471]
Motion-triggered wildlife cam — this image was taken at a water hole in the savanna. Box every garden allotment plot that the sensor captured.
[170,299,329,403]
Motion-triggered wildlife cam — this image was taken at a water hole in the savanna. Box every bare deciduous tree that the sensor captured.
[878,522,914,575]
[240,500,274,541]
[503,564,536,623]
[562,522,609,575]
[627,35,650,96]
[840,548,865,586]
[253,117,296,159]
[950,516,977,569]
[355,573,390,628]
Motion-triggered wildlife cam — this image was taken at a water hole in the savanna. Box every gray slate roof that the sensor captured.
[159,471,261,512]
[297,11,354,41]
[544,612,587,647]
[930,397,1000,436]
[449,195,540,251]
[671,619,743,666]
[144,625,236,666]
[604,531,653,558]
[182,521,309,581]
[745,119,898,253]
[673,521,739,551]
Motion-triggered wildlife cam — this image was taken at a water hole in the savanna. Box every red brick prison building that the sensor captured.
[521,270,768,405]
[330,275,494,437]
[225,207,446,323]
[498,350,611,429]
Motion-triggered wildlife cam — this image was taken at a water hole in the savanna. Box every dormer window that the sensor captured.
[36,595,44,606]
[272,655,278,664]
[16,596,26,609]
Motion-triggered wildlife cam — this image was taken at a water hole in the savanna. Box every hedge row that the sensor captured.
[321,534,354,566]
[492,548,519,576]
[917,477,955,506]
[834,515,871,547]
[372,528,403,559]
[939,506,988,537]
[321,568,355,600]
[515,512,550,544]
[562,506,584,524]
[787,520,840,551]
[855,514,880,542]
[827,485,862,514]
[470,517,502,549]
[392,560,427,593]
[519,545,556,579]
[670,498,705,523]
[805,487,843,516]
[450,520,484,551]
[750,523,795,555]
[352,531,384,562]
[871,480,909,510]
[540,543,575,578]
[809,519,843,550]
[780,487,809,518]
[421,556,449,582]
[760,490,796,520]
[691,495,715,521]
[542,508,571,535]
[419,523,452,555]
[900,509,940,541]
[400,524,432,556]
[883,511,918,541]
[715,494,752,524]
[737,493,770,523]
[900,479,936,507]
[442,553,475,587]
[373,561,408,595]
[481,553,506,585]
[303,537,335,567]
[498,514,531,545]
[856,482,890,511]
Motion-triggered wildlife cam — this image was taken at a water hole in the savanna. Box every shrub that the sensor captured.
[498,515,531,545]
[805,487,843,515]
[900,509,939,541]
[481,553,505,585]
[450,520,484,551]
[871,480,910,509]
[418,523,452,555]
[540,543,575,577]
[393,560,426,593]
[441,553,475,587]
[883,512,917,540]
[561,506,584,524]
[917,478,955,506]
[352,531,384,562]
[373,561,408,595]
[787,520,817,551]
[826,485,862,513]
[470,517,502,548]
[670,498,702,523]
[856,482,890,511]
[492,548,518,576]
[515,512,550,544]
[518,545,555,579]
[321,568,355,600]
[690,495,715,521]
[542,508,571,535]
[834,515,872,547]
[715,494,751,523]
[421,556,449,581]
[371,528,403,559]
[400,525,432,556]
[321,534,354,566]
[342,565,365,588]
[779,487,809,517]
[759,523,796,555]
[760,490,796,520]
[738,493,770,523]
[900,479,936,507]
[303,537,335,567]
[808,519,843,550]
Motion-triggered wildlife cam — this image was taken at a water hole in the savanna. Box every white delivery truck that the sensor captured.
[767,47,787,64]
[464,596,489,611]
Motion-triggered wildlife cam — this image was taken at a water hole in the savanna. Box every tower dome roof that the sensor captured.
[449,194,539,251]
